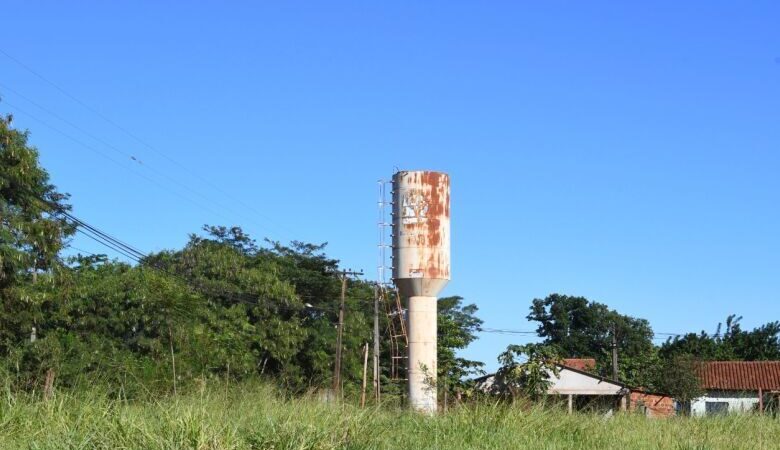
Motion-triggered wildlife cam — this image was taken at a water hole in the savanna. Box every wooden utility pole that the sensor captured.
[43,368,55,400]
[169,324,177,395]
[373,284,381,403]
[361,343,369,407]
[332,270,362,397]
[611,324,619,381]
[443,377,448,413]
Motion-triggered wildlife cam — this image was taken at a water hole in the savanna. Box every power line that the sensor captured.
[0,82,146,166]
[75,228,143,263]
[0,48,287,238]
[0,83,293,240]
[62,210,147,260]
[66,246,99,257]
[479,328,537,335]
[478,328,687,340]
[74,226,289,309]
[1,100,281,241]
[64,215,367,308]
[35,198,369,312]
[15,192,294,309]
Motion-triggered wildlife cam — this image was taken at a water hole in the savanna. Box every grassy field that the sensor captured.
[1,383,778,449]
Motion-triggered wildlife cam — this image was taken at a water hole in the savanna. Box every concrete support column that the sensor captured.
[568,394,573,414]
[407,296,437,413]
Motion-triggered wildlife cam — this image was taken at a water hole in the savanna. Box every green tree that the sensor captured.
[660,315,780,361]
[437,296,484,398]
[652,354,703,412]
[493,343,562,401]
[4,253,202,395]
[527,294,655,385]
[264,239,375,392]
[0,115,74,287]
[148,227,308,386]
[0,115,74,384]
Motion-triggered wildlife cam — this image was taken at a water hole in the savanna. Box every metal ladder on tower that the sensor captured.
[377,179,408,382]
[381,285,408,381]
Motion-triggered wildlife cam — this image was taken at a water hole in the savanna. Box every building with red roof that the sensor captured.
[561,358,596,372]
[690,361,780,416]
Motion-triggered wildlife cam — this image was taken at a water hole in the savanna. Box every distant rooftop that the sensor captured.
[561,358,596,372]
[697,361,780,391]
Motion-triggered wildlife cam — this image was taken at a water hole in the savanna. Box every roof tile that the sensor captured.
[562,358,596,372]
[697,361,780,391]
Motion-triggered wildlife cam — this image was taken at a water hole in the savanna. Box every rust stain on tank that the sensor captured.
[393,170,450,283]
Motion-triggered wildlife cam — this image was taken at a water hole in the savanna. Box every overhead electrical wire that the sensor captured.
[0,83,265,221]
[13,192,323,310]
[75,228,143,263]
[478,328,686,340]
[3,100,296,248]
[59,207,369,310]
[66,246,97,256]
[0,100,286,243]
[29,202,364,310]
[0,48,287,238]
[70,217,301,309]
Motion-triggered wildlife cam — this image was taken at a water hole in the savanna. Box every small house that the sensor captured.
[475,358,675,417]
[689,361,780,416]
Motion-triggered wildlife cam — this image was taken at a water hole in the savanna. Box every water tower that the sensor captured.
[392,170,450,413]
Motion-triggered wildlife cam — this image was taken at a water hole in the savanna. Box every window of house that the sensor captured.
[705,401,729,416]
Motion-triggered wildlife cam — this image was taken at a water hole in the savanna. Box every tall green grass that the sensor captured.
[0,382,778,449]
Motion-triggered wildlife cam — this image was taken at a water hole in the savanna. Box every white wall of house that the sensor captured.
[548,368,623,395]
[476,366,623,396]
[690,391,759,416]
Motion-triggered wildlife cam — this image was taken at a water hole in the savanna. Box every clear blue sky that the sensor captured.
[2,2,778,372]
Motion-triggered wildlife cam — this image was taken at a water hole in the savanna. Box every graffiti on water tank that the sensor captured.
[401,191,429,225]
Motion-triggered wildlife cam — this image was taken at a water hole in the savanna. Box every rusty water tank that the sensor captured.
[391,170,451,297]
[391,170,450,414]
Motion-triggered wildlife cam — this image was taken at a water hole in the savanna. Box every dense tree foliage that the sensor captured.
[3,224,484,398]
[3,227,377,395]
[660,315,780,361]
[651,354,703,408]
[0,115,74,289]
[490,343,562,401]
[16,256,201,393]
[521,294,779,397]
[1,115,75,388]
[527,294,656,385]
[438,296,484,396]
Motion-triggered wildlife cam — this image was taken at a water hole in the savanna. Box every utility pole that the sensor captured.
[332,269,363,398]
[373,284,381,403]
[611,324,619,381]
[361,342,369,407]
